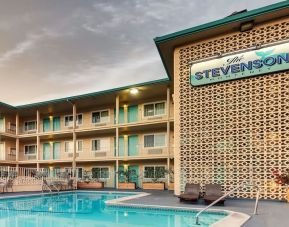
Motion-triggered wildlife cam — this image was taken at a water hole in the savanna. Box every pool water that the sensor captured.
[0,192,227,227]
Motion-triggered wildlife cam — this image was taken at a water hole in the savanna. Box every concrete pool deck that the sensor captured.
[0,189,288,227]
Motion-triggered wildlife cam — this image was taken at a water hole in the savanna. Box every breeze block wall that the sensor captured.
[174,18,289,200]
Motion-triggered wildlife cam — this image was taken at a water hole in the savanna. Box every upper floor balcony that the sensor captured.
[18,100,173,137]
[18,132,174,162]
[0,116,16,135]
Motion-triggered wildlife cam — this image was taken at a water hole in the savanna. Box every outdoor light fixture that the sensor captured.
[130,88,139,95]
[240,21,254,32]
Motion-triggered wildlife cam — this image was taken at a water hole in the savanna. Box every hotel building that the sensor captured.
[1,1,289,200]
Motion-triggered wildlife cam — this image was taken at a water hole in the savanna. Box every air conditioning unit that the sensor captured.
[147,116,163,120]
[94,152,106,157]
[94,123,107,127]
[148,149,163,155]
[28,155,36,160]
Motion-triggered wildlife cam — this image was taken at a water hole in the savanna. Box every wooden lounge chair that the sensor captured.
[204,184,225,205]
[179,183,200,202]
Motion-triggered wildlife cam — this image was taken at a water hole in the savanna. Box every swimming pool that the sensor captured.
[0,192,228,227]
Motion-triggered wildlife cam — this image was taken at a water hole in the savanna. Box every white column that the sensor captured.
[115,95,119,124]
[36,110,40,133]
[72,104,77,177]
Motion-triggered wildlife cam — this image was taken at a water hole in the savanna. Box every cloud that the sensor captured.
[0,0,281,105]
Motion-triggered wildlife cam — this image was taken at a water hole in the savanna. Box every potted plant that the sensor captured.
[142,167,167,190]
[118,169,137,190]
[272,169,289,202]
[77,170,104,189]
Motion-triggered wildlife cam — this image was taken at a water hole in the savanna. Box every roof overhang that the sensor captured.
[154,1,289,80]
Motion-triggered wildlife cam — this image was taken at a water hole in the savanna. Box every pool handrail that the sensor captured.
[195,182,260,225]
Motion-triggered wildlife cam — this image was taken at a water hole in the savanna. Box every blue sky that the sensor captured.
[0,0,281,105]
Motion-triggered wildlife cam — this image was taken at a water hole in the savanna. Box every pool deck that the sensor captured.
[0,189,288,227]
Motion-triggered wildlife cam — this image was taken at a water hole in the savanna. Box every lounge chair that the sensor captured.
[179,183,200,202]
[3,179,14,192]
[204,184,225,205]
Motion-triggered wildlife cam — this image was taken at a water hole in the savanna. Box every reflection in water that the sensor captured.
[0,192,226,227]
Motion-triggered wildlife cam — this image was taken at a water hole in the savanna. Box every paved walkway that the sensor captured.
[0,190,288,227]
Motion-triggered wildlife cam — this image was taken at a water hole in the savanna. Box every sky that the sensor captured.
[0,0,282,105]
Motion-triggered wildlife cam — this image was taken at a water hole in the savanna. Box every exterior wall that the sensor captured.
[174,17,289,200]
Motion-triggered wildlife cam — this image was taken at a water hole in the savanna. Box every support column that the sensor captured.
[116,160,119,189]
[36,110,40,170]
[115,95,119,124]
[16,138,19,162]
[37,136,40,169]
[16,113,19,135]
[166,87,171,120]
[36,110,40,133]
[115,95,120,189]
[167,157,170,187]
[16,113,19,166]
[72,104,77,177]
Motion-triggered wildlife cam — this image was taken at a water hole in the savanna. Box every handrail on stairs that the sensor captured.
[195,182,260,225]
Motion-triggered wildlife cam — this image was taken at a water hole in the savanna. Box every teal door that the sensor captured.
[118,166,125,183]
[128,135,139,156]
[128,165,139,187]
[43,143,51,160]
[0,117,4,131]
[43,118,51,132]
[128,105,138,123]
[53,117,61,131]
[119,107,125,124]
[118,136,125,156]
[53,142,61,159]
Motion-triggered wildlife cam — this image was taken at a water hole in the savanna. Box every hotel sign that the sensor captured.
[190,42,289,86]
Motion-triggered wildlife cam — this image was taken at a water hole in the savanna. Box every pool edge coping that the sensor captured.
[104,191,251,227]
[0,190,251,226]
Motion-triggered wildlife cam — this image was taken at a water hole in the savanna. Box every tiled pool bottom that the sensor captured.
[0,192,228,227]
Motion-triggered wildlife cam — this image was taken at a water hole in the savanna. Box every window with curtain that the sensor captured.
[144,102,165,117]
[64,114,82,126]
[92,167,109,179]
[65,141,82,153]
[24,121,36,131]
[24,145,37,155]
[92,139,109,151]
[92,140,100,151]
[144,166,165,179]
[92,110,109,123]
[144,134,166,148]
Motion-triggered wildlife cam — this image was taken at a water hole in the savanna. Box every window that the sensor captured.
[144,134,166,148]
[24,145,37,155]
[65,141,82,153]
[144,102,165,117]
[92,110,109,124]
[24,121,36,131]
[91,139,109,151]
[92,167,109,179]
[65,167,83,179]
[64,114,83,127]
[144,166,166,179]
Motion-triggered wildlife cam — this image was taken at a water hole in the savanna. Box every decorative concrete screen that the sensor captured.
[176,19,289,200]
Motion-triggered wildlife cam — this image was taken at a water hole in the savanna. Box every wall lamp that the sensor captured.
[130,88,139,95]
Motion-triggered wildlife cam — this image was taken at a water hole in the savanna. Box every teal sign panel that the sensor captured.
[190,42,289,86]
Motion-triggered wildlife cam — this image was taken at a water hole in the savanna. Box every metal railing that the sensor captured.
[195,182,260,225]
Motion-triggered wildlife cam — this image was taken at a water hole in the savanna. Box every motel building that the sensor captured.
[1,1,289,201]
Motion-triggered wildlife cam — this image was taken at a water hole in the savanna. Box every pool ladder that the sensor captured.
[195,182,260,225]
[41,180,60,194]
